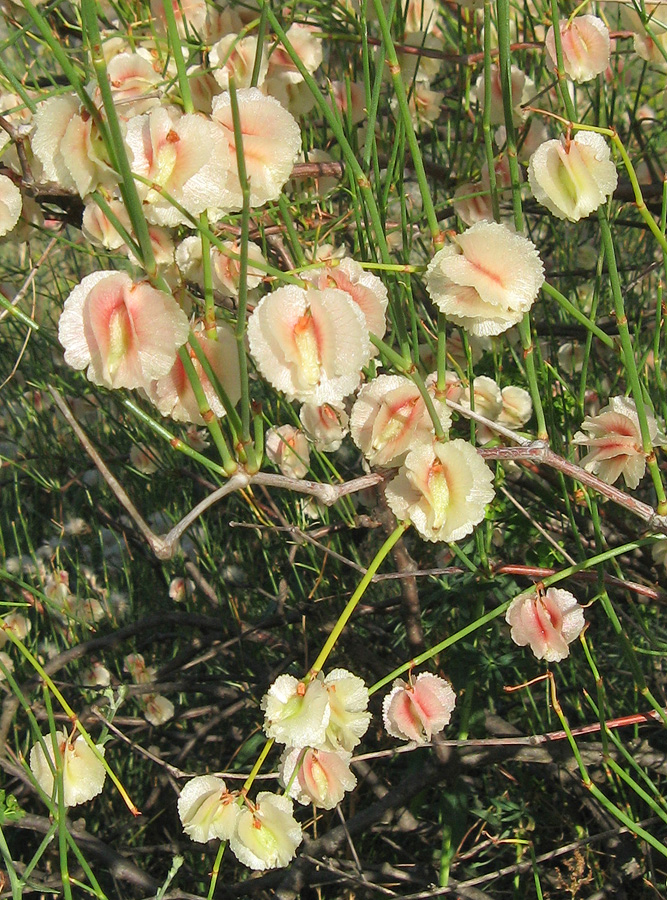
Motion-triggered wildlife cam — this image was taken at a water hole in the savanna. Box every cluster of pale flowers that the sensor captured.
[124,652,175,726]
[177,665,456,870]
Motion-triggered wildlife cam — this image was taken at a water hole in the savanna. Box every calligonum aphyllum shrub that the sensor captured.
[29,729,106,807]
[425,221,545,336]
[545,15,610,83]
[382,673,456,743]
[247,285,372,405]
[528,133,618,222]
[58,271,189,392]
[505,588,585,662]
[385,438,495,542]
[572,396,666,489]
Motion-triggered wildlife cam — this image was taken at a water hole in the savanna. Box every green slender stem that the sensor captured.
[207,842,227,900]
[198,212,216,339]
[123,399,228,475]
[251,7,268,87]
[542,282,615,349]
[518,315,547,440]
[80,0,156,275]
[482,0,500,223]
[278,194,305,266]
[0,825,21,898]
[178,346,237,473]
[160,0,194,113]
[309,523,409,676]
[369,0,441,245]
[611,132,667,258]
[242,738,274,794]
[188,331,243,437]
[496,0,524,232]
[89,191,142,258]
[548,0,576,122]
[228,78,255,461]
[598,210,666,511]
[436,312,447,392]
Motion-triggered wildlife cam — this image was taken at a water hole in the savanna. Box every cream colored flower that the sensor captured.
[425,222,544,336]
[545,16,610,83]
[148,322,241,425]
[280,746,356,809]
[498,385,533,430]
[309,257,388,348]
[506,588,585,662]
[265,425,311,479]
[262,674,330,749]
[300,402,349,452]
[29,730,106,807]
[143,694,174,726]
[382,673,456,743]
[0,174,21,237]
[350,374,450,467]
[210,35,268,90]
[572,396,665,489]
[125,106,232,225]
[460,376,502,444]
[385,439,495,543]
[0,652,14,681]
[528,133,617,222]
[211,88,301,210]
[248,285,371,404]
[473,64,533,126]
[58,272,189,392]
[230,792,302,870]
[178,775,240,843]
[321,669,371,753]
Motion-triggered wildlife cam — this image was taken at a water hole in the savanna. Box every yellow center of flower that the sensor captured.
[293,311,321,386]
[427,461,450,530]
[107,305,133,378]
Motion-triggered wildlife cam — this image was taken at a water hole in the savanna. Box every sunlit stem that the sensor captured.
[1,627,138,815]
[436,312,447,392]
[542,281,615,348]
[160,0,194,113]
[198,212,217,340]
[79,0,156,277]
[207,842,227,900]
[483,0,500,223]
[369,0,441,247]
[123,399,228,476]
[548,0,577,122]
[228,78,257,470]
[241,737,274,794]
[598,209,667,512]
[610,132,667,258]
[496,0,523,232]
[309,523,409,677]
[178,346,238,474]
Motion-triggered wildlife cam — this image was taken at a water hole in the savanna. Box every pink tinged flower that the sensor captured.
[265,425,311,479]
[505,588,585,662]
[211,88,301,209]
[82,661,111,687]
[211,240,266,297]
[268,24,323,84]
[178,775,240,843]
[385,438,495,543]
[0,175,21,236]
[498,385,532,430]
[473,64,533,126]
[211,35,268,90]
[129,443,159,474]
[452,182,493,228]
[328,81,367,126]
[230,792,302,870]
[248,285,371,405]
[322,669,371,752]
[143,693,174,725]
[58,271,189,391]
[150,0,209,37]
[82,198,131,251]
[572,396,665,489]
[124,107,232,226]
[261,674,330,749]
[546,16,610,83]
[169,576,195,602]
[29,730,106,807]
[311,257,389,348]
[528,133,617,222]
[350,374,451,468]
[382,673,456,743]
[103,51,162,117]
[300,402,349,452]
[3,612,30,641]
[124,652,156,684]
[149,323,241,425]
[425,222,545,337]
[280,746,356,809]
[461,375,503,445]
